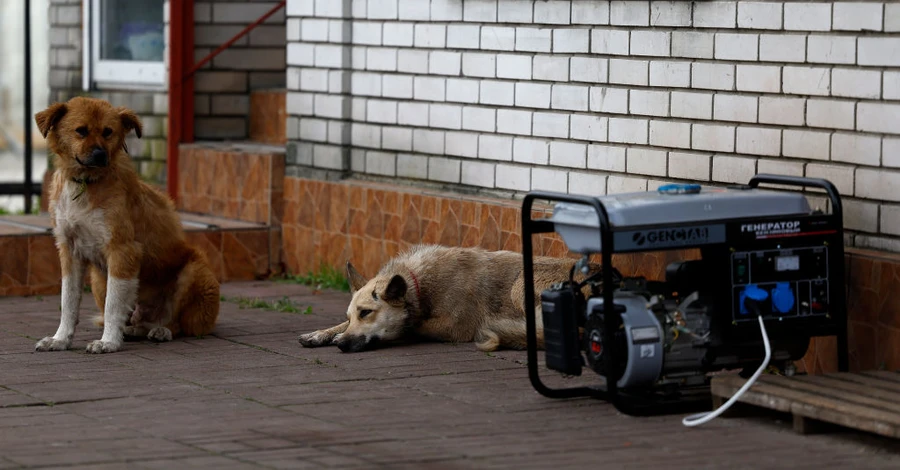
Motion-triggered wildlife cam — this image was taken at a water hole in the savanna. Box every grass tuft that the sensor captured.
[225,295,310,314]
[279,263,350,292]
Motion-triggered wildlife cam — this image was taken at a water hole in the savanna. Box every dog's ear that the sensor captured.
[346,262,368,293]
[34,102,67,138]
[117,107,143,138]
[383,275,407,303]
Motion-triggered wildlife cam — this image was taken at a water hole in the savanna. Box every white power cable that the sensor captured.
[682,314,771,427]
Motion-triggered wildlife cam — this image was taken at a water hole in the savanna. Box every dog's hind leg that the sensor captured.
[123,305,151,339]
[298,321,349,347]
[475,319,535,352]
[134,302,175,342]
[476,309,546,352]
[474,329,501,352]
[172,251,220,338]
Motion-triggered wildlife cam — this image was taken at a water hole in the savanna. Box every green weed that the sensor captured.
[272,296,301,313]
[279,263,350,292]
[226,295,308,314]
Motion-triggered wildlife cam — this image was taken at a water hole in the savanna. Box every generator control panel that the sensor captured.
[731,246,830,322]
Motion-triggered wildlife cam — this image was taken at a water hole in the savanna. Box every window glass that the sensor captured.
[99,0,164,62]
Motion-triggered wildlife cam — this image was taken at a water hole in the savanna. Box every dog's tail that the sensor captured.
[176,250,221,337]
[92,314,104,328]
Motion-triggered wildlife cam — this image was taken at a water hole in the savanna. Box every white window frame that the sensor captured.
[84,0,166,90]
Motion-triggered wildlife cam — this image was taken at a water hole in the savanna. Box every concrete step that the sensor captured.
[176,140,286,280]
[0,212,276,297]
[177,141,285,227]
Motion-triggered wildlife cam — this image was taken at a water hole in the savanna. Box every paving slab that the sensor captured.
[0,281,899,469]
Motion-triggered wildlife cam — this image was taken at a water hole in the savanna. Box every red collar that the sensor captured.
[407,268,422,305]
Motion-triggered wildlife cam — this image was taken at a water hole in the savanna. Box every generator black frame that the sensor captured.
[520,174,849,416]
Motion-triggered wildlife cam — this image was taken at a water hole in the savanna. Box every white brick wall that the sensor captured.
[533,112,569,138]
[609,59,649,86]
[626,148,667,177]
[694,1,736,28]
[590,86,628,114]
[672,31,714,59]
[650,121,690,149]
[738,2,782,30]
[629,89,669,117]
[671,91,712,120]
[715,33,758,61]
[588,144,625,172]
[669,152,711,181]
[516,27,551,52]
[462,106,495,133]
[737,127,781,157]
[286,0,900,253]
[759,34,806,63]
[693,123,735,153]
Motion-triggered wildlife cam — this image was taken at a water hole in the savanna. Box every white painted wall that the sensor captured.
[285,0,900,252]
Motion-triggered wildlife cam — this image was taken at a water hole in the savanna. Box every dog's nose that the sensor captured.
[336,339,352,352]
[88,147,109,167]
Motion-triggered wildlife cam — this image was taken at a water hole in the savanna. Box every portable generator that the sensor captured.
[520,174,848,416]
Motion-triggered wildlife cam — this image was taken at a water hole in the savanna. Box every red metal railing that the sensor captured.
[187,2,287,78]
[166,0,286,203]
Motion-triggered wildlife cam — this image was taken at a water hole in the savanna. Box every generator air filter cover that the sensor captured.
[550,186,812,253]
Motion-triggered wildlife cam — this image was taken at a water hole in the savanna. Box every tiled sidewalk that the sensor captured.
[0,281,898,469]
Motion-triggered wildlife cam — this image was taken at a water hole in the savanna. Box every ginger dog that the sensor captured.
[33,97,220,354]
[299,244,599,353]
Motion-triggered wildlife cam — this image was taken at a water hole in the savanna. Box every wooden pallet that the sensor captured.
[711,371,900,438]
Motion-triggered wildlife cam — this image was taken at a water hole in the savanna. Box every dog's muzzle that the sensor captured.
[336,335,379,353]
[76,147,109,168]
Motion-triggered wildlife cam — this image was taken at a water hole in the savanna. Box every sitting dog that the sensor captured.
[33,97,220,354]
[298,244,599,353]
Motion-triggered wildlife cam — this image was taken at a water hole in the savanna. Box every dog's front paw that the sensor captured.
[298,331,331,348]
[34,336,70,352]
[85,340,121,354]
[147,327,172,342]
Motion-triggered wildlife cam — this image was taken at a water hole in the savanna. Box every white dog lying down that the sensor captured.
[298,244,598,353]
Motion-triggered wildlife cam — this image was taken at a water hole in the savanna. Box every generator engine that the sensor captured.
[541,257,815,394]
[522,175,848,414]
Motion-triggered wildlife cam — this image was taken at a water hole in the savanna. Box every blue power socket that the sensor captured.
[771,282,795,314]
[739,284,769,315]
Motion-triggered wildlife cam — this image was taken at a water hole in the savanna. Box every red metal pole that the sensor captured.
[167,0,194,202]
[182,0,195,144]
[166,0,183,202]
[168,0,278,200]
